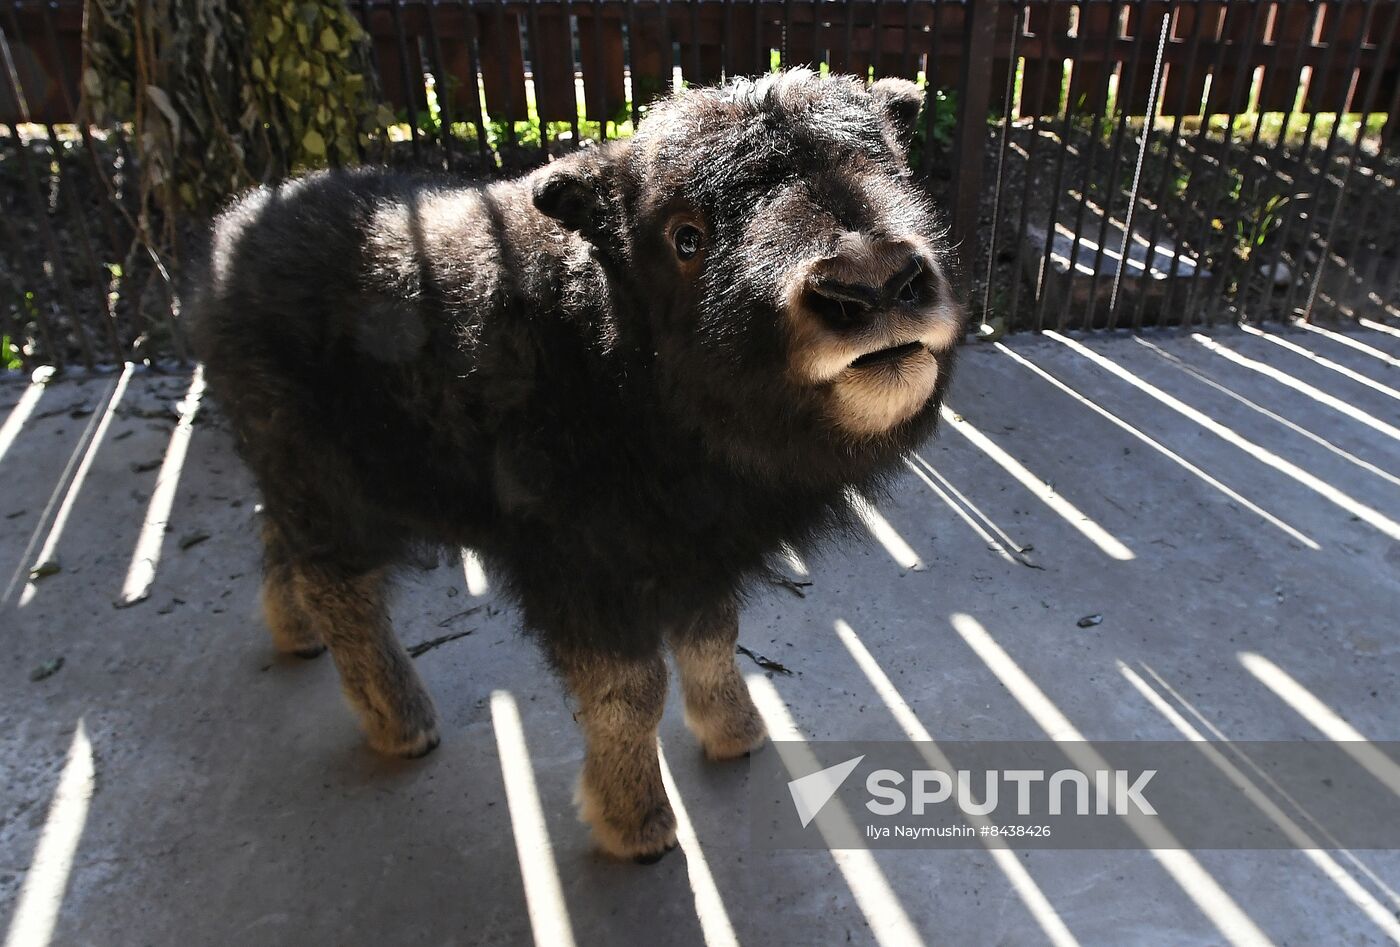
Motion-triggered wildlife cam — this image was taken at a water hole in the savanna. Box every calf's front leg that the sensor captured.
[559,648,677,863]
[295,567,440,758]
[670,601,767,760]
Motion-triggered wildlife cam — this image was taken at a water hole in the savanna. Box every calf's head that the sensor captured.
[533,69,964,476]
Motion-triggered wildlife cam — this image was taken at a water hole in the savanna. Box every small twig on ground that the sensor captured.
[770,575,814,598]
[436,605,485,628]
[409,628,475,658]
[737,644,793,675]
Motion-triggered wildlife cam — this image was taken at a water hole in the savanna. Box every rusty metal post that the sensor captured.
[949,0,999,296]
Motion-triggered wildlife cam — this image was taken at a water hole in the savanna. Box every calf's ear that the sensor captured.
[532,147,616,236]
[870,77,925,150]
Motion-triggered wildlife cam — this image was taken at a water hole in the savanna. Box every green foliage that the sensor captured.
[1228,185,1291,262]
[1,335,21,371]
[82,0,387,215]
[246,1,381,170]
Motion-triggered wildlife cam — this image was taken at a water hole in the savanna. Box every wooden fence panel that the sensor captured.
[1019,1,1072,116]
[530,5,579,122]
[1258,0,1317,111]
[628,1,672,106]
[1119,1,1174,114]
[4,0,1399,137]
[576,5,627,121]
[477,10,529,122]
[1205,0,1266,113]
[1066,1,1116,113]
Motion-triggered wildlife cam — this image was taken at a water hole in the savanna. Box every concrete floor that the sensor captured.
[1,325,1398,946]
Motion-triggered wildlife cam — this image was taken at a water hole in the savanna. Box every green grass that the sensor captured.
[1,334,21,370]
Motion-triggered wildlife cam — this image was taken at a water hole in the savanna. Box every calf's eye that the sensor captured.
[673,224,703,261]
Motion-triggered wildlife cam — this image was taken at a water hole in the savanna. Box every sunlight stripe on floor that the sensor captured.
[490,691,578,947]
[1238,653,1400,796]
[463,549,490,596]
[1048,332,1400,542]
[657,744,740,947]
[3,720,94,947]
[1296,321,1400,369]
[747,675,927,947]
[1137,336,1400,491]
[949,613,1270,946]
[939,405,1136,561]
[835,619,1079,947]
[847,490,926,572]
[5,366,132,607]
[1191,334,1400,442]
[0,367,53,468]
[1357,318,1400,340]
[998,342,1318,550]
[903,456,1020,565]
[1240,325,1400,402]
[1140,663,1400,911]
[118,368,205,607]
[1120,662,1400,940]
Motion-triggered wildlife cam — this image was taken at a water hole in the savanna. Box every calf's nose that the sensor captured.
[803,245,932,332]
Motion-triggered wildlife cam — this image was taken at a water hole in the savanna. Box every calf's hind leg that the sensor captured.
[259,521,324,658]
[560,647,677,863]
[669,600,767,760]
[294,566,440,758]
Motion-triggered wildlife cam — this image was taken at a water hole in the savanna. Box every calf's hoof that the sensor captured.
[634,840,680,865]
[363,702,441,759]
[578,782,679,862]
[688,700,768,762]
[596,807,678,864]
[369,724,441,759]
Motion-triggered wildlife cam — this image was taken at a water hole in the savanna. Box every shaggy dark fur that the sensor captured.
[196,69,965,860]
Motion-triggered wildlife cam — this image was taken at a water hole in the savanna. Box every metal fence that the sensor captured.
[2,0,1398,371]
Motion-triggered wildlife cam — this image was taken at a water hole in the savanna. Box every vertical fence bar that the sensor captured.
[28,1,124,359]
[952,0,1000,298]
[0,208,62,369]
[1006,0,1061,329]
[1278,0,1378,318]
[979,2,1023,322]
[1164,0,1240,327]
[871,0,883,76]
[1131,0,1206,328]
[495,0,522,144]
[1239,0,1347,320]
[3,1,102,367]
[424,0,458,168]
[783,0,794,65]
[690,0,704,78]
[1108,3,1170,329]
[1301,0,1400,318]
[1249,0,1330,321]
[458,0,492,162]
[527,0,551,149]
[1341,15,1400,308]
[390,0,427,161]
[1085,0,1152,324]
[1033,0,1088,331]
[40,0,124,266]
[358,0,398,159]
[900,0,916,77]
[1191,0,1268,324]
[920,0,944,179]
[1058,0,1122,330]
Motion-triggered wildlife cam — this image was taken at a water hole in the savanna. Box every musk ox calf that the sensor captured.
[196,68,965,862]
